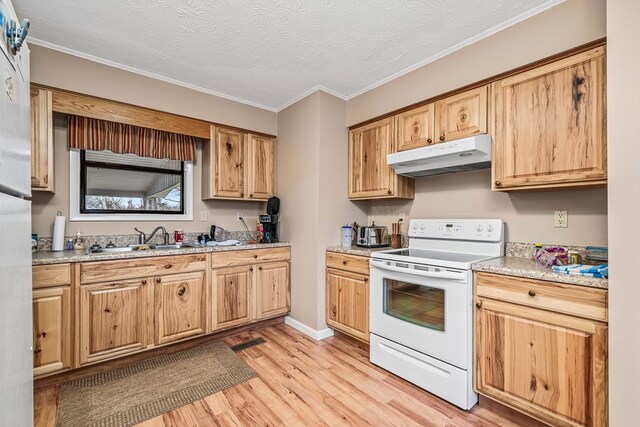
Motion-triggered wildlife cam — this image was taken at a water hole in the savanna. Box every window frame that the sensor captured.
[69,149,193,222]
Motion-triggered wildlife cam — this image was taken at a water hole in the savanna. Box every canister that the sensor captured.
[341,225,353,248]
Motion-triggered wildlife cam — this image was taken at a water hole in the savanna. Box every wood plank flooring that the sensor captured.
[34,324,535,426]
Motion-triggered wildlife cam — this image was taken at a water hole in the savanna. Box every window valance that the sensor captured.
[68,115,196,161]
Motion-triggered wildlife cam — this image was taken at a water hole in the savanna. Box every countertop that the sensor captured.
[32,242,291,266]
[326,245,392,257]
[472,256,608,289]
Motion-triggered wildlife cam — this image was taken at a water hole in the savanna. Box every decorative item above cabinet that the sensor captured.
[348,117,415,200]
[492,46,607,191]
[202,125,276,201]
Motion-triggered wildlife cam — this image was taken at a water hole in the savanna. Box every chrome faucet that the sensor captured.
[134,226,169,245]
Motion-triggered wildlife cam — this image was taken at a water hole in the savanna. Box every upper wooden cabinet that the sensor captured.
[393,86,488,153]
[435,86,488,143]
[203,125,276,201]
[348,117,414,200]
[30,87,54,192]
[492,47,607,191]
[396,103,436,151]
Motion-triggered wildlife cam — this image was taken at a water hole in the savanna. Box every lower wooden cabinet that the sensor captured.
[154,272,206,345]
[256,261,290,319]
[32,287,71,376]
[474,272,608,427]
[325,252,370,342]
[79,278,150,365]
[212,265,254,330]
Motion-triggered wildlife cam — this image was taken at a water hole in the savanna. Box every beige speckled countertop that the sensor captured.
[326,245,391,257]
[32,242,291,266]
[472,257,608,289]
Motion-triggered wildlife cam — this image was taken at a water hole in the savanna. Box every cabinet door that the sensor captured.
[395,103,436,151]
[154,272,206,345]
[326,268,369,342]
[475,298,607,427]
[32,287,71,376]
[493,47,606,191]
[203,126,245,199]
[435,85,487,143]
[256,262,289,319]
[30,87,54,192]
[79,278,149,365]
[212,266,254,331]
[246,134,275,200]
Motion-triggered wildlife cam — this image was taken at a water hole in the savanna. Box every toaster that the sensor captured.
[356,225,389,248]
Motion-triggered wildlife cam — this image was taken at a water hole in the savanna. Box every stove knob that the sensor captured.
[476,224,483,232]
[419,224,426,230]
[487,224,494,232]
[412,223,418,230]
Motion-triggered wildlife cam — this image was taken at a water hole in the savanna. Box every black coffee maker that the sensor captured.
[259,197,280,243]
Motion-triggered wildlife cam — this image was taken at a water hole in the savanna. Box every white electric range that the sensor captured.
[369,218,504,410]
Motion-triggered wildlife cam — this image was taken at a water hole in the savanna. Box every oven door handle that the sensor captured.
[370,259,466,281]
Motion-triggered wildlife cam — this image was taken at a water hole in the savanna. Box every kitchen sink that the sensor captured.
[89,243,197,254]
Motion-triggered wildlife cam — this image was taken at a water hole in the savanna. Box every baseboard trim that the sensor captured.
[284,316,334,341]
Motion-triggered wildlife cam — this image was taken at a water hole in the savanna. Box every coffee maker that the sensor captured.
[259,196,280,243]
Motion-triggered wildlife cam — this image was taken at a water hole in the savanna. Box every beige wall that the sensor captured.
[30,45,277,135]
[351,0,608,247]
[277,91,367,331]
[607,0,640,425]
[31,114,264,237]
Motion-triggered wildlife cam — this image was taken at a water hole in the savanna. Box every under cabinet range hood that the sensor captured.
[387,134,492,177]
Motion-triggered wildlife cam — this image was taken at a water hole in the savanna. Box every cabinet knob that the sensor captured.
[364,277,368,282]
[495,181,501,187]
[427,138,433,144]
[141,279,147,285]
[155,278,161,283]
[249,194,253,198]
[475,301,483,309]
[439,135,445,141]
[528,290,536,297]
[241,193,244,197]
[258,266,262,271]
[249,267,254,272]
[342,260,347,265]
[387,189,392,195]
[254,254,258,259]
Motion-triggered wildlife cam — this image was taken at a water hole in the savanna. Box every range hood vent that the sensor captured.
[387,134,492,177]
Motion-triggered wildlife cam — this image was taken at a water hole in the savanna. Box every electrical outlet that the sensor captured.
[398,213,406,222]
[554,210,568,228]
[237,212,243,221]
[200,210,208,222]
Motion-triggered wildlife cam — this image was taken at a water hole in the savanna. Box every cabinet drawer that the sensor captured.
[81,254,206,284]
[211,247,290,268]
[326,252,370,275]
[33,264,71,288]
[475,272,607,322]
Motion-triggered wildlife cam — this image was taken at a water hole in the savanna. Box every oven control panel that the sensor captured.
[409,219,503,242]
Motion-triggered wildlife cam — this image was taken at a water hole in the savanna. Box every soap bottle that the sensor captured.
[73,229,85,250]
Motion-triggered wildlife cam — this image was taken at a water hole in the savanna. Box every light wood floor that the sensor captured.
[35,324,534,426]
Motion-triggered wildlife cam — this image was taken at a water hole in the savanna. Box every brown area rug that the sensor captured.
[55,341,257,427]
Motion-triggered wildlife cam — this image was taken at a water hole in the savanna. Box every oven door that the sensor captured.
[370,258,472,369]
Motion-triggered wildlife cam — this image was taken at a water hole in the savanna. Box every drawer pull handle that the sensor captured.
[156,278,162,283]
[254,254,258,259]
[342,260,347,265]
[528,290,536,297]
[475,301,483,309]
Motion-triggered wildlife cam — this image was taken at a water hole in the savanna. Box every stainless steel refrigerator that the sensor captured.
[0,0,33,424]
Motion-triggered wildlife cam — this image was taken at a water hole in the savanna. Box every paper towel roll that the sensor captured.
[52,213,66,251]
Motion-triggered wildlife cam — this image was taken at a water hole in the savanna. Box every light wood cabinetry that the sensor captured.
[79,278,150,365]
[211,248,291,332]
[30,87,54,192]
[203,125,276,201]
[154,271,207,345]
[474,272,608,427]
[492,47,607,191]
[32,264,72,377]
[348,117,414,200]
[393,86,488,152]
[435,86,488,143]
[325,252,369,342]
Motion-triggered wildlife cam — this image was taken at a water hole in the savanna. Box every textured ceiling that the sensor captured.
[16,0,561,111]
